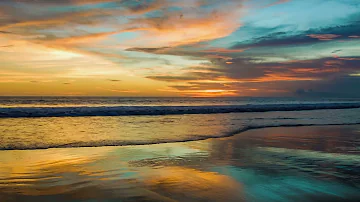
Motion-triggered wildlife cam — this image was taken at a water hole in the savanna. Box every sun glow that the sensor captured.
[49,49,84,59]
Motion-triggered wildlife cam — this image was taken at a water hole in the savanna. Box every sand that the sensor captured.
[0,125,359,202]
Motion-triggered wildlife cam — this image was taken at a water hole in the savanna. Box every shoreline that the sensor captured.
[1,122,360,151]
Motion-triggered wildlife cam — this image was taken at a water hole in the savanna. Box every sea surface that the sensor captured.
[1,97,360,150]
[0,97,360,201]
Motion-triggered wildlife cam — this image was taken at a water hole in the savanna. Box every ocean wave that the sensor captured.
[1,122,359,150]
[1,102,360,118]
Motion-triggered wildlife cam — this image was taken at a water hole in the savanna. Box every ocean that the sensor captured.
[1,96,360,150]
[1,97,360,201]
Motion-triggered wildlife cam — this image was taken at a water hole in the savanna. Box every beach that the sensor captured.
[1,125,359,202]
[2,0,360,201]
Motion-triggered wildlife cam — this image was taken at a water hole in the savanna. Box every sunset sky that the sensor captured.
[1,0,360,97]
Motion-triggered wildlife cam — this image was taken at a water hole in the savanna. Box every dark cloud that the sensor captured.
[146,55,360,96]
[147,56,360,83]
[331,49,342,53]
[146,73,218,82]
[293,76,360,98]
[212,56,359,82]
[0,45,13,48]
[126,47,170,53]
[108,79,121,82]
[116,0,165,14]
[231,21,360,49]
[0,31,12,34]
[317,76,360,96]
[148,75,199,82]
[211,58,266,79]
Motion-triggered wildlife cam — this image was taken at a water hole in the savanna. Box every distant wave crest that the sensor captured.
[1,103,360,118]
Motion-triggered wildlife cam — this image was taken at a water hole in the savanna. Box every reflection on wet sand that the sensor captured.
[1,142,244,201]
[1,125,360,201]
[142,167,244,202]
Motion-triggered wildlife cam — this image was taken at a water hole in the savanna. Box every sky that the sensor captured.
[0,0,359,97]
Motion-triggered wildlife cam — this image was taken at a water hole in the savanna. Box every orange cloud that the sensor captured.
[51,31,123,44]
[202,48,247,53]
[96,87,140,93]
[0,9,113,30]
[122,3,244,47]
[265,0,291,7]
[251,73,318,82]
[159,88,239,97]
[205,55,233,60]
[307,34,341,40]
[324,60,343,67]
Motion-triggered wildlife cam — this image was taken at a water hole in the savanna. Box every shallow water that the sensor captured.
[1,108,360,150]
[1,125,360,202]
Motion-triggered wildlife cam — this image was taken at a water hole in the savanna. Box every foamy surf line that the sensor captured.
[1,102,360,118]
[1,122,359,150]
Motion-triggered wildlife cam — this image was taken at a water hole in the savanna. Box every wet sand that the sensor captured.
[1,125,360,202]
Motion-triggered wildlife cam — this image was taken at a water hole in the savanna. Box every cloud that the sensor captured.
[307,34,341,41]
[116,0,166,15]
[0,31,12,34]
[231,21,360,49]
[0,45,13,48]
[145,55,360,96]
[0,9,112,30]
[201,48,248,53]
[0,0,247,72]
[4,0,116,4]
[126,46,246,62]
[96,87,139,93]
[148,56,360,83]
[331,49,342,53]
[294,76,360,97]
[121,2,245,47]
[50,31,125,44]
[265,0,291,8]
[147,75,198,82]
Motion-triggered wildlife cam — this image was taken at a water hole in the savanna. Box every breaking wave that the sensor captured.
[1,102,360,118]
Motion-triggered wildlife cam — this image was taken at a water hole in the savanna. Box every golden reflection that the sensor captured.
[0,142,244,201]
[0,147,115,179]
[142,167,245,201]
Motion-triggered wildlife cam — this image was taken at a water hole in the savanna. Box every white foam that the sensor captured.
[1,103,360,118]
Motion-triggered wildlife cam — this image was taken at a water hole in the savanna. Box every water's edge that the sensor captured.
[2,122,359,151]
